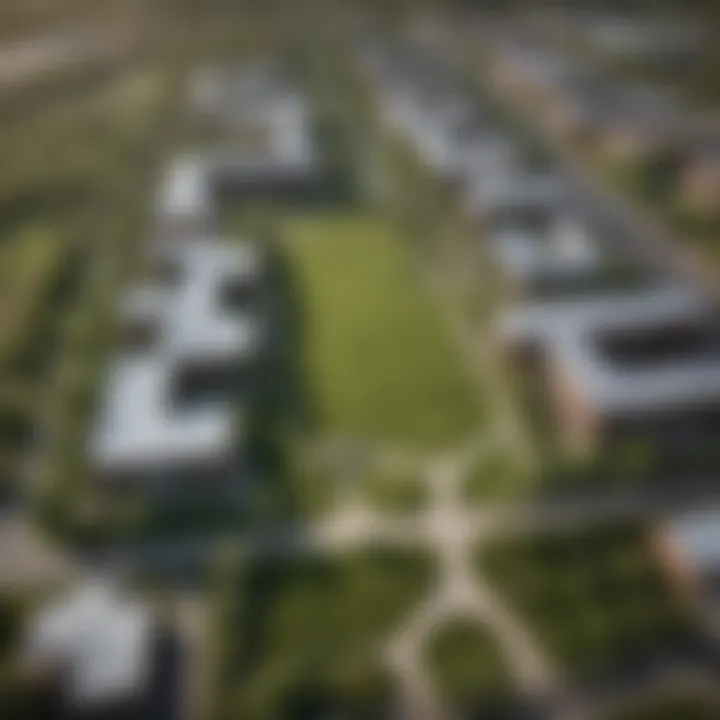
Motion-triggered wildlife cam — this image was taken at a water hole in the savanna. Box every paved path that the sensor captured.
[383,451,560,718]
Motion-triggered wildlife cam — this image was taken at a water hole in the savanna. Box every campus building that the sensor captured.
[360,42,496,185]
[90,239,264,492]
[499,285,720,452]
[463,159,563,227]
[487,214,610,299]
[24,579,162,719]
[155,64,325,249]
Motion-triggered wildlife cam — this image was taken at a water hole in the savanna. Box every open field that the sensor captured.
[283,214,481,448]
[212,547,434,718]
[426,618,514,715]
[479,523,706,683]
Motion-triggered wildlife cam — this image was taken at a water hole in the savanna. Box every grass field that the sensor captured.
[479,523,703,682]
[426,618,513,714]
[283,214,481,448]
[213,548,434,718]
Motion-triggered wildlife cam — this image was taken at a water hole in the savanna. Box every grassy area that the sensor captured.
[464,449,533,502]
[480,523,703,682]
[0,591,57,716]
[283,214,481,448]
[212,547,434,718]
[426,618,513,714]
[608,693,720,720]
[362,468,429,514]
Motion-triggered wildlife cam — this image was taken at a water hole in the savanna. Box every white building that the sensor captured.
[499,284,720,450]
[25,579,157,714]
[489,215,603,295]
[90,239,264,489]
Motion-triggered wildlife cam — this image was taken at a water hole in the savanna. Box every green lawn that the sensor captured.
[464,449,533,502]
[283,214,481,448]
[480,523,701,681]
[426,618,513,714]
[362,468,429,514]
[212,547,434,718]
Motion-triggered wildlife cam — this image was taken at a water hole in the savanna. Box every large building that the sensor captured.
[24,579,162,719]
[360,42,496,185]
[499,284,720,452]
[463,160,563,227]
[155,64,324,249]
[488,214,609,298]
[90,239,264,491]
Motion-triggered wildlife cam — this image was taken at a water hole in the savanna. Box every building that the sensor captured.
[653,510,720,642]
[155,64,326,237]
[581,15,704,63]
[154,155,213,246]
[543,80,685,164]
[360,42,497,185]
[90,239,264,491]
[24,579,160,719]
[653,511,720,598]
[379,83,490,182]
[488,214,607,298]
[488,41,577,112]
[464,162,563,227]
[499,284,720,452]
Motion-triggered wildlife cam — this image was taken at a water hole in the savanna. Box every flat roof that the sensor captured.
[499,284,707,346]
[157,155,211,218]
[501,284,720,413]
[91,239,261,474]
[26,580,153,706]
[464,169,563,216]
[667,510,720,572]
[490,216,601,284]
[188,64,319,172]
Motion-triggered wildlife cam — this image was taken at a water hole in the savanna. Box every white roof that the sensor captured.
[380,86,509,182]
[157,156,210,218]
[187,65,318,174]
[667,509,720,571]
[465,170,563,215]
[491,216,600,282]
[91,239,261,474]
[551,329,720,414]
[91,356,240,470]
[500,284,720,413]
[499,284,706,346]
[26,580,153,706]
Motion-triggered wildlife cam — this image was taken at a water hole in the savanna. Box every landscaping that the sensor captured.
[426,617,513,715]
[464,449,532,502]
[361,467,429,514]
[211,547,435,719]
[479,523,702,683]
[283,214,481,448]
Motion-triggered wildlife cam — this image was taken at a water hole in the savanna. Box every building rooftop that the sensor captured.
[500,284,706,348]
[501,284,720,414]
[558,78,684,139]
[26,579,154,707]
[188,64,318,173]
[490,215,601,286]
[157,155,211,219]
[666,510,720,573]
[464,166,563,218]
[91,238,262,476]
